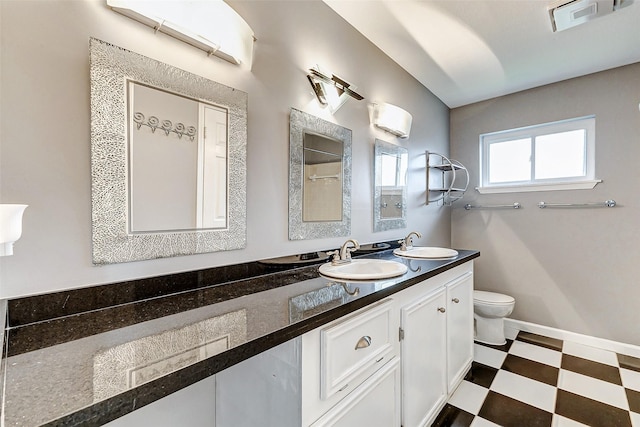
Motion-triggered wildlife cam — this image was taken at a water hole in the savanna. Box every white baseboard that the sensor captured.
[504,318,640,359]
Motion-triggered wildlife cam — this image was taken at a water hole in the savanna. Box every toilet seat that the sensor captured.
[474,290,515,305]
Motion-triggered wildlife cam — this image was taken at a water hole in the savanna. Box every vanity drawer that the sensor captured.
[320,299,395,399]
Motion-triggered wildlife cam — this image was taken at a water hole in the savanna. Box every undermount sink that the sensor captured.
[318,259,408,281]
[393,247,459,259]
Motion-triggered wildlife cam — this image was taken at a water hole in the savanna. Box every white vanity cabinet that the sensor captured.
[215,298,400,427]
[397,264,474,427]
[301,298,400,426]
[215,262,473,427]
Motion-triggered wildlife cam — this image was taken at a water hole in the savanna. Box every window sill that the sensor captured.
[476,179,602,194]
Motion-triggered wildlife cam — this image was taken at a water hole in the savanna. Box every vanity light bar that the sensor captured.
[307,69,364,101]
[107,0,255,67]
[372,102,413,138]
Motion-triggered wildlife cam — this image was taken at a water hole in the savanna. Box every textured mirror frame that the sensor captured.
[90,38,247,264]
[288,108,352,240]
[373,139,408,232]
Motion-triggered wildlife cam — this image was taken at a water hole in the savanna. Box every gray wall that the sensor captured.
[451,62,640,346]
[0,1,450,298]
[105,375,216,427]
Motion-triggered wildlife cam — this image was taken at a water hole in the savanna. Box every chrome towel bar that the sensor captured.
[464,202,521,210]
[538,200,616,209]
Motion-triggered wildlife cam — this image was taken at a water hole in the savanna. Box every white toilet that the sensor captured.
[473,290,515,345]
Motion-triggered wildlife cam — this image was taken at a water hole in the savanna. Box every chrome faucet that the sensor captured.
[398,231,422,251]
[328,239,360,265]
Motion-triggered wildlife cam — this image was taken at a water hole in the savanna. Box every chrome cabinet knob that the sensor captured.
[438,307,446,313]
[452,298,460,303]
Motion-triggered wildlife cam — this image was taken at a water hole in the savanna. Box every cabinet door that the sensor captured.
[310,357,400,427]
[446,272,474,393]
[401,289,447,427]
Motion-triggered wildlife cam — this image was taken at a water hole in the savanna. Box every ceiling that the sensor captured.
[324,0,640,108]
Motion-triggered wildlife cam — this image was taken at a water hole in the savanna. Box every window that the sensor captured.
[478,116,600,193]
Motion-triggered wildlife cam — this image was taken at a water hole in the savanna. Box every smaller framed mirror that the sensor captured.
[289,108,352,240]
[373,139,408,232]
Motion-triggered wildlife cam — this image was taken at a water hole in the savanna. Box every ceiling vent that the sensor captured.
[548,0,620,31]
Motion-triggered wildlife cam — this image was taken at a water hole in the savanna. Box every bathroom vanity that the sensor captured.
[1,248,478,426]
[215,261,473,427]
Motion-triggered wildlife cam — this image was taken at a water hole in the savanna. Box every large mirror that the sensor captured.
[289,108,352,240]
[90,38,247,264]
[373,139,408,232]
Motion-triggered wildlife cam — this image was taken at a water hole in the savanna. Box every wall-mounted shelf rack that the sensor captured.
[426,151,469,205]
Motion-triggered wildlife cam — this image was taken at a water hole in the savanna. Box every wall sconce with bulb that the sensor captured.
[372,102,413,139]
[307,66,364,113]
[107,0,255,68]
[0,204,27,256]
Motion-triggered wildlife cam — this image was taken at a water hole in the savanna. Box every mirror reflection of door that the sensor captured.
[302,131,343,222]
[198,105,227,229]
[128,82,228,232]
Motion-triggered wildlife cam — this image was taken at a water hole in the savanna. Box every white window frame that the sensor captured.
[477,115,600,194]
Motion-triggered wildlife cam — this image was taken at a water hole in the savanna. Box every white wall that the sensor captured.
[0,1,450,298]
[451,62,640,346]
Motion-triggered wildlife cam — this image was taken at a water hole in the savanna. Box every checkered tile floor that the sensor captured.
[432,331,640,427]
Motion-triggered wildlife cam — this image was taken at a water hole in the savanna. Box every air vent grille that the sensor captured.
[548,0,615,32]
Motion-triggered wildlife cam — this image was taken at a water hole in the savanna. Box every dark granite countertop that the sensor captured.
[1,247,479,426]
